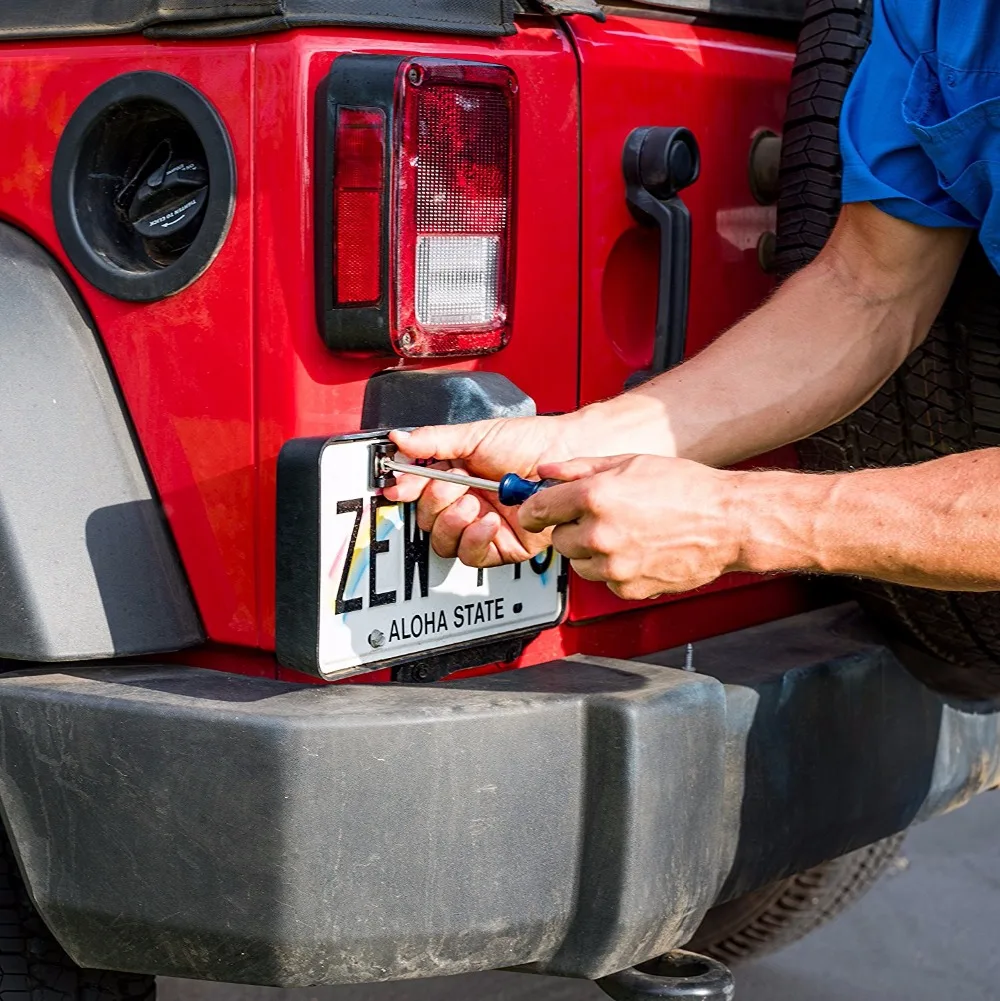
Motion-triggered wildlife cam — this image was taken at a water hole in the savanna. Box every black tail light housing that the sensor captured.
[315,55,518,358]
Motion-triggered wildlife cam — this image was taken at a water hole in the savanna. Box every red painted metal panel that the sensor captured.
[0,42,257,644]
[564,13,801,626]
[251,26,581,651]
[0,20,812,681]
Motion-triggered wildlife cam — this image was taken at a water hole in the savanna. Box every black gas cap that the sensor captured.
[121,142,209,256]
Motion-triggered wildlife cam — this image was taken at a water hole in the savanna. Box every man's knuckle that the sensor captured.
[581,481,609,515]
[604,555,636,583]
[602,557,623,582]
[585,524,614,555]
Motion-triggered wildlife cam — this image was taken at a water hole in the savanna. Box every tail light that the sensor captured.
[316,56,518,358]
[332,108,386,306]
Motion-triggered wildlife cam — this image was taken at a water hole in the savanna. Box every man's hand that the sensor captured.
[517,447,1000,599]
[383,416,581,565]
[520,454,743,599]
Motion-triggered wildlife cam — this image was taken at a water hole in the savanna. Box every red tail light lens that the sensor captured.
[317,57,517,356]
[394,62,517,357]
[333,108,385,306]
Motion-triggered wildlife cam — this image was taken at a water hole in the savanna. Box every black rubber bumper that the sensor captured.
[0,604,996,986]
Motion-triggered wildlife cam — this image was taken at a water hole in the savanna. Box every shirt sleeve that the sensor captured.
[840,0,976,228]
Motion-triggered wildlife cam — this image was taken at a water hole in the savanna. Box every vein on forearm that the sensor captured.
[573,204,969,470]
[736,451,1000,591]
[627,256,916,467]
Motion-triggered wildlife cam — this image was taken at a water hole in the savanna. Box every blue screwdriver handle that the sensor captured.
[497,474,560,506]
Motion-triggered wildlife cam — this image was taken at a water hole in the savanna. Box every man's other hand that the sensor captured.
[520,454,743,599]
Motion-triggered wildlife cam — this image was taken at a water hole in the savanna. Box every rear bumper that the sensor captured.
[0,604,997,986]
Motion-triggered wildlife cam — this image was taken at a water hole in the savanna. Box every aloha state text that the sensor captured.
[388,598,506,642]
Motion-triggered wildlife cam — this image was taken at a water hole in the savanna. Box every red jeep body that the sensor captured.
[0,12,801,671]
[0,0,994,992]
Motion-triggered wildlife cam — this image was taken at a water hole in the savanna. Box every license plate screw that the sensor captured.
[368,629,385,649]
[370,441,399,490]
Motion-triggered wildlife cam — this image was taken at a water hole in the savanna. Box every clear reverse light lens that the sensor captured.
[415,235,500,327]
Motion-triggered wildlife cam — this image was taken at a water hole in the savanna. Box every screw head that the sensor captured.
[368,629,385,649]
[399,329,416,349]
[407,65,424,86]
[507,76,519,94]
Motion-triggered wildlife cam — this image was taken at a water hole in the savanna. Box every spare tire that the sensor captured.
[776,0,1000,700]
[686,834,905,965]
[0,825,155,1001]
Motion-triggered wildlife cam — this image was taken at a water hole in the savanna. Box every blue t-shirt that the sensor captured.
[841,0,1000,267]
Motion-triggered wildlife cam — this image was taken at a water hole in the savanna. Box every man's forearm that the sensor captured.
[731,450,1000,590]
[565,204,969,468]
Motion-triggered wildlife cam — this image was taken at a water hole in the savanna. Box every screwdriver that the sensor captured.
[379,457,558,506]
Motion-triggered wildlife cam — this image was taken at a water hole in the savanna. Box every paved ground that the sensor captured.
[160,790,1000,1001]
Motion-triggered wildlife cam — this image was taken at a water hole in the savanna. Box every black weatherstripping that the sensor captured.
[52,72,235,302]
[0,606,997,985]
[0,1,516,40]
[620,0,805,23]
[622,127,700,387]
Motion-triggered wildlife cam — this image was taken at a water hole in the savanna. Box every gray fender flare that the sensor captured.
[0,222,202,660]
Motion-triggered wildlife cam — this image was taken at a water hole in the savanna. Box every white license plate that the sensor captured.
[315,436,563,678]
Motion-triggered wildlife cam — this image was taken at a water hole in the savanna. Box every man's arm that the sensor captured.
[389,203,969,565]
[734,451,1000,590]
[572,202,970,467]
[517,449,1000,600]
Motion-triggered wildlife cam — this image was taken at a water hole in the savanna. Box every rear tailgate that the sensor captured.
[261,16,806,680]
[254,24,581,663]
[565,12,796,624]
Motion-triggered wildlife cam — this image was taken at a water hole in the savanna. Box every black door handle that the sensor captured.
[622,127,700,387]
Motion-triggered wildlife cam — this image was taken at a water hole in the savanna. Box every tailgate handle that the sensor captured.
[621,127,700,387]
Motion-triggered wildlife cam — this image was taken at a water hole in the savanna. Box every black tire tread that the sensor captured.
[775,0,1000,700]
[0,832,155,1001]
[686,834,905,964]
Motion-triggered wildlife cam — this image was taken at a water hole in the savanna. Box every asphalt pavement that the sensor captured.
[160,790,1000,1001]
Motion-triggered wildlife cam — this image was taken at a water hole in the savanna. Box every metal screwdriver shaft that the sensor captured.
[380,458,501,493]
[379,457,556,506]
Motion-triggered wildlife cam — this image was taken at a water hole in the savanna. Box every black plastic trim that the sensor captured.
[0,658,728,985]
[0,221,203,660]
[622,126,699,386]
[52,72,235,303]
[361,368,537,429]
[315,56,403,351]
[1,605,999,985]
[274,436,326,673]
